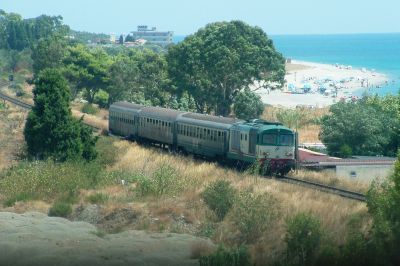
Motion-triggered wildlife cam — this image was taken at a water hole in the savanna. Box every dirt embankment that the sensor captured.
[0,211,213,266]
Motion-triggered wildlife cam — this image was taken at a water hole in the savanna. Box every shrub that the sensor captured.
[86,193,109,204]
[340,144,352,158]
[135,164,181,197]
[0,160,110,202]
[285,213,322,266]
[199,245,251,266]
[48,201,72,217]
[0,101,7,110]
[3,193,31,207]
[81,103,98,115]
[202,180,236,221]
[94,89,109,108]
[229,191,279,244]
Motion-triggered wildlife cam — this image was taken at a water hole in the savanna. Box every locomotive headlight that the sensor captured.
[285,152,293,157]
[263,152,270,156]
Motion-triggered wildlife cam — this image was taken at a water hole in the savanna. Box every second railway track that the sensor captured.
[1,89,367,202]
[279,176,366,202]
[0,90,102,132]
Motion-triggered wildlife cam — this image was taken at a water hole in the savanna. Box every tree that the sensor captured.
[24,68,97,161]
[63,44,111,102]
[319,97,398,157]
[107,49,170,106]
[118,34,124,44]
[367,152,400,266]
[276,108,311,131]
[125,34,134,42]
[32,36,68,75]
[233,88,264,120]
[167,20,285,116]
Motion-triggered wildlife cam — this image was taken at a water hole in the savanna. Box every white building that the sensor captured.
[130,25,173,47]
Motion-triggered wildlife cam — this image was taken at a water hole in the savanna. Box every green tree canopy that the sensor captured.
[167,20,285,116]
[32,36,68,75]
[63,44,111,101]
[319,95,399,157]
[367,152,400,266]
[24,68,97,161]
[107,49,170,106]
[0,10,69,51]
[233,88,264,120]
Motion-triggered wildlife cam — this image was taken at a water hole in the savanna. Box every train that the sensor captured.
[109,102,297,175]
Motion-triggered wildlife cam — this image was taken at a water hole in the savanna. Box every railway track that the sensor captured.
[0,91,33,109]
[279,176,366,202]
[0,89,102,132]
[1,85,367,202]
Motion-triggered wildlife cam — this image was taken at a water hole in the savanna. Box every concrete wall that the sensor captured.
[335,164,394,182]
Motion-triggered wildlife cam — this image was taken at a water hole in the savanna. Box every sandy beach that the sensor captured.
[256,60,389,108]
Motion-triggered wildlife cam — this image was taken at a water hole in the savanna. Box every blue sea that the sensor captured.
[174,34,400,96]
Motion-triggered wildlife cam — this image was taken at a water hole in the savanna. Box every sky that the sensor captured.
[1,0,399,35]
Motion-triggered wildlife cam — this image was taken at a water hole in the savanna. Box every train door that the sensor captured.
[240,131,249,154]
[248,128,257,155]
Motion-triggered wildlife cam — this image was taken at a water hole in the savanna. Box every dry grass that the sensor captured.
[190,240,216,259]
[0,105,27,170]
[289,169,370,194]
[71,109,108,131]
[262,106,329,143]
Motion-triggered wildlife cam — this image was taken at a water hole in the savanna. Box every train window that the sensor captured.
[262,134,277,145]
[245,135,247,141]
[240,134,243,140]
[279,135,294,146]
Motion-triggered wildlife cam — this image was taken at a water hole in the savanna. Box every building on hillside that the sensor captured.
[130,25,173,46]
[298,148,396,182]
[110,33,116,43]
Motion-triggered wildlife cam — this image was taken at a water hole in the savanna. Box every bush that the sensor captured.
[94,89,109,108]
[48,201,72,217]
[136,164,181,197]
[0,160,110,202]
[0,101,7,110]
[285,213,322,266]
[81,103,98,115]
[199,245,251,266]
[86,193,109,204]
[230,191,279,244]
[340,144,352,158]
[3,193,31,207]
[202,180,237,221]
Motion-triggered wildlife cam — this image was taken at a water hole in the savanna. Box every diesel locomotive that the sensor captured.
[109,102,297,175]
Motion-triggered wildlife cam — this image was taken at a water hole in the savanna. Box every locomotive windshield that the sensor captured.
[261,133,294,146]
[279,134,294,146]
[262,134,277,145]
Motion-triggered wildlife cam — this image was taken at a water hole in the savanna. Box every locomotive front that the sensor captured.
[256,125,296,175]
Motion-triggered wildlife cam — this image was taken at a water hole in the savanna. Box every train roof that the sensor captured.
[111,101,144,111]
[140,106,187,121]
[110,101,244,126]
[182,113,241,125]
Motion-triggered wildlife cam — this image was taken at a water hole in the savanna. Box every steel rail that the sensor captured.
[280,176,366,202]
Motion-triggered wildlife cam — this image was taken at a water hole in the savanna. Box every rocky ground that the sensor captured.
[0,211,213,266]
